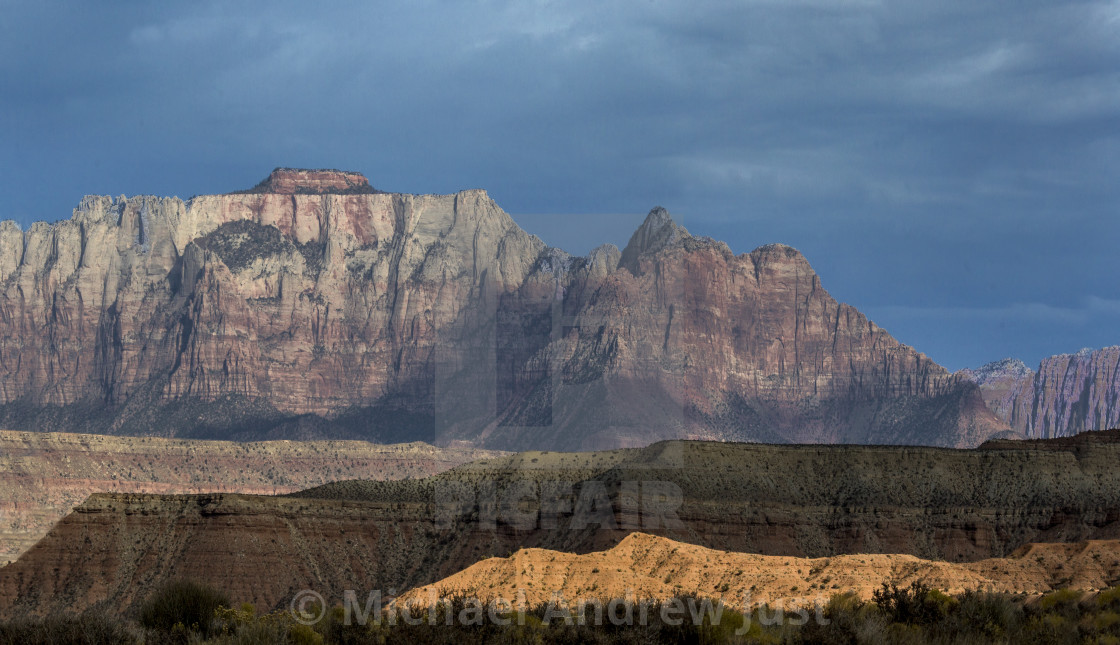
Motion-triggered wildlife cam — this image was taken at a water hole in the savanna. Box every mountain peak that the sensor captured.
[619,206,689,272]
[233,168,380,195]
[643,205,674,229]
[962,358,1034,385]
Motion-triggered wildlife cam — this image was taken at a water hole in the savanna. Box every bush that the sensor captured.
[795,592,888,645]
[872,581,956,626]
[17,584,1120,644]
[944,590,1023,641]
[138,579,229,639]
[0,610,138,645]
[1038,588,1082,614]
[1099,587,1120,612]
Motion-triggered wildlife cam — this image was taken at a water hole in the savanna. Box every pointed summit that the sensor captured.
[619,206,689,272]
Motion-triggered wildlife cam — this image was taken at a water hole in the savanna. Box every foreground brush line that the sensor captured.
[4,580,1120,644]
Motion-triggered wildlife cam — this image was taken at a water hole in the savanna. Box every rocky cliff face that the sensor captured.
[965,348,1120,438]
[960,358,1036,430]
[0,169,1004,449]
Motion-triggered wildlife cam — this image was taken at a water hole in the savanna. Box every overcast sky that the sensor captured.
[1,0,1117,371]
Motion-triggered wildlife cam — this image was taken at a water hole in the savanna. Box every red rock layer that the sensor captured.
[3,435,1120,618]
[238,168,376,194]
[0,430,500,564]
[0,173,1006,448]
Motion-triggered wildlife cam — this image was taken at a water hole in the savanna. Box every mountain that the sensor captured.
[964,347,1120,438]
[960,358,1036,426]
[6,433,1120,618]
[0,168,1005,449]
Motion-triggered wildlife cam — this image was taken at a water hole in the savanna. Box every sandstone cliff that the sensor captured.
[961,358,1035,426]
[4,433,1120,618]
[0,168,1005,449]
[965,347,1120,438]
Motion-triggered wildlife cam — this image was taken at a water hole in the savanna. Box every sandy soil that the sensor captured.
[399,532,1120,610]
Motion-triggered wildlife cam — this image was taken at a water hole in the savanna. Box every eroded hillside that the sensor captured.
[399,532,1120,610]
[0,430,500,564]
[4,433,1120,618]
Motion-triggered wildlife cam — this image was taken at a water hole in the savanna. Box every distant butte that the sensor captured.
[232,167,381,195]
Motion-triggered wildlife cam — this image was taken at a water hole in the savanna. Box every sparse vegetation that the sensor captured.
[138,579,230,639]
[193,219,325,275]
[0,609,140,645]
[8,584,1120,643]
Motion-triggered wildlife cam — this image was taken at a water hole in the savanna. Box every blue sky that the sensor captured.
[1,0,1118,371]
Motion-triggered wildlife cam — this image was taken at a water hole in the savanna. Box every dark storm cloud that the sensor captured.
[1,0,1117,370]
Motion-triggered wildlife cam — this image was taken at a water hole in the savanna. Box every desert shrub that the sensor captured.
[315,604,386,645]
[1100,587,1120,612]
[208,603,340,645]
[793,592,888,645]
[207,622,292,644]
[872,581,957,626]
[226,584,1120,644]
[207,603,289,644]
[1020,613,1080,645]
[138,579,229,639]
[940,590,1023,641]
[1093,611,1120,631]
[288,623,324,645]
[335,594,785,644]
[1037,587,1082,614]
[22,585,1120,644]
[0,609,138,645]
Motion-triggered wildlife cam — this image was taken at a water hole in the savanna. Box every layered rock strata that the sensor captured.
[4,433,1119,618]
[0,430,500,564]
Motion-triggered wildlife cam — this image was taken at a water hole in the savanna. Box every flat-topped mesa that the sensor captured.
[234,168,380,195]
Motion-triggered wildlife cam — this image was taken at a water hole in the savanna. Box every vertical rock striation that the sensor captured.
[0,169,1005,448]
[967,348,1120,438]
